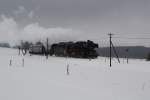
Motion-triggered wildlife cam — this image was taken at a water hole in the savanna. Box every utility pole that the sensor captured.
[108,33,120,67]
[46,38,49,59]
[108,33,113,67]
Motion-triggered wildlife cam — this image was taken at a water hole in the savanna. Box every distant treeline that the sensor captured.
[96,46,150,59]
[0,43,10,48]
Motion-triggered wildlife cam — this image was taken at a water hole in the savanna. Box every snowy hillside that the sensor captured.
[0,47,150,100]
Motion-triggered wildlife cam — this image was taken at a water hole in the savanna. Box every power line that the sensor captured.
[114,37,150,40]
[88,36,150,40]
[116,33,150,35]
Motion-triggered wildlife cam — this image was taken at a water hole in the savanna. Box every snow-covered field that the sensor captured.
[0,47,150,100]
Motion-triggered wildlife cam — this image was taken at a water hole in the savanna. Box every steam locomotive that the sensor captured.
[29,40,99,58]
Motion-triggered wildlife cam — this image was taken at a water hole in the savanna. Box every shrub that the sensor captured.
[146,52,150,61]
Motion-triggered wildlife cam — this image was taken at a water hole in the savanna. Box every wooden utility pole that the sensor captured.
[46,38,49,59]
[108,33,113,67]
[108,33,120,67]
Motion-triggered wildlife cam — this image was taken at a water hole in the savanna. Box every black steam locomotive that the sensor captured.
[29,40,99,58]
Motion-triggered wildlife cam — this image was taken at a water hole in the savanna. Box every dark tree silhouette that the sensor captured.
[146,52,150,61]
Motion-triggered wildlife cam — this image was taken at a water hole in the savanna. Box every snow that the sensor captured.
[0,47,150,100]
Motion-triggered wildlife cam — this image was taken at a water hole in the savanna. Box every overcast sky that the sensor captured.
[0,0,150,46]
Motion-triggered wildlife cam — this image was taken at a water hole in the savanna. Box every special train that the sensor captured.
[28,40,99,59]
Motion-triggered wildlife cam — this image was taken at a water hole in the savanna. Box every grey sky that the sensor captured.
[0,0,150,46]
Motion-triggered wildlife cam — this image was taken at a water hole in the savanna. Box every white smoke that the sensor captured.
[13,6,26,17]
[0,15,81,46]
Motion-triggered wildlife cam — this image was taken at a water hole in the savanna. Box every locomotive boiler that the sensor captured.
[50,40,98,58]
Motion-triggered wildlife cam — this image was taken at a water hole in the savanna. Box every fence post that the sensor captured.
[22,58,24,67]
[9,59,12,66]
[67,64,69,75]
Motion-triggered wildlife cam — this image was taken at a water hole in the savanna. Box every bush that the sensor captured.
[146,52,150,61]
